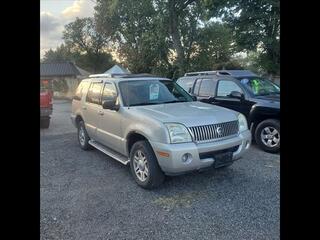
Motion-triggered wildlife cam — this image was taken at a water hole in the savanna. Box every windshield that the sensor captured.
[238,77,280,96]
[119,80,193,106]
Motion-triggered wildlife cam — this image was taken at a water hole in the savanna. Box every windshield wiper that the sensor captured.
[162,100,187,104]
[129,102,162,106]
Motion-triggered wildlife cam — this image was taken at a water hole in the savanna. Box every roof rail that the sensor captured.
[184,71,217,77]
[89,73,113,78]
[216,71,232,75]
[89,73,160,79]
[118,73,158,78]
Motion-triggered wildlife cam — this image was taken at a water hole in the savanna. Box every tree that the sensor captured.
[95,0,171,74]
[63,17,115,73]
[190,22,237,71]
[204,0,280,75]
[95,0,207,77]
[41,44,74,63]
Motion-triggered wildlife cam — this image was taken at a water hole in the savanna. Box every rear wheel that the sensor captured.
[40,118,50,129]
[130,140,165,189]
[77,121,92,150]
[255,119,280,153]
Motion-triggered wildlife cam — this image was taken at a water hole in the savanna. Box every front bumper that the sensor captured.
[149,130,251,175]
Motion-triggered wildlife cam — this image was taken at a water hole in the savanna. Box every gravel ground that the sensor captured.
[40,101,280,240]
[41,99,76,137]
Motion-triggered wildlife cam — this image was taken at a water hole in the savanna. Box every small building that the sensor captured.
[40,61,90,99]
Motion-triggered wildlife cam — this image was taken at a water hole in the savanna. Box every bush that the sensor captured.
[53,79,69,93]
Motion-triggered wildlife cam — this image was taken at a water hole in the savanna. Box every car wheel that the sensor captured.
[130,140,165,189]
[40,118,50,129]
[77,121,92,150]
[255,119,280,153]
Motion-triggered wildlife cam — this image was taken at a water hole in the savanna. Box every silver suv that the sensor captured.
[71,73,251,189]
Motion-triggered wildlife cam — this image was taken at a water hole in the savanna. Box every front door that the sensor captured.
[213,80,253,118]
[96,82,124,154]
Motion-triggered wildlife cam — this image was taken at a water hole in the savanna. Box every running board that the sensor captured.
[89,140,130,165]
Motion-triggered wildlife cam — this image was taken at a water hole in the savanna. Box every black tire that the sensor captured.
[130,140,165,189]
[40,118,50,129]
[255,119,280,153]
[77,121,92,150]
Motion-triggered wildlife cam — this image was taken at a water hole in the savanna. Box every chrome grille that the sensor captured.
[189,121,239,142]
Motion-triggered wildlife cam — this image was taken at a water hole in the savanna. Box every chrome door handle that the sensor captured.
[98,110,104,116]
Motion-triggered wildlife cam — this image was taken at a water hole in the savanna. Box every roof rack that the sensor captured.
[89,73,113,78]
[118,73,158,78]
[89,73,160,78]
[216,71,232,75]
[184,71,217,76]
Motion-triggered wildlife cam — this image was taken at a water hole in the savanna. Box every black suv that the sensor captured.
[176,70,280,153]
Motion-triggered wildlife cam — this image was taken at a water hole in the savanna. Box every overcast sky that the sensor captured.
[40,0,96,58]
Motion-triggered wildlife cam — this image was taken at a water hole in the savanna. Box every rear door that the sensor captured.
[96,82,124,153]
[196,78,216,101]
[82,81,103,139]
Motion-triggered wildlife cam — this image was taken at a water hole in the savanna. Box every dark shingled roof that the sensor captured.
[40,62,90,77]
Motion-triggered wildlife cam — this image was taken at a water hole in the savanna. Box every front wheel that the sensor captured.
[255,119,280,153]
[130,141,165,189]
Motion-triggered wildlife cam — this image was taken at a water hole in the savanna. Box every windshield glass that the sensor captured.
[238,77,280,96]
[119,80,193,106]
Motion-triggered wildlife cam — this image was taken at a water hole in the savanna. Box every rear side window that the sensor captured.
[176,78,195,93]
[86,82,103,104]
[198,79,214,96]
[193,79,201,95]
[216,80,243,97]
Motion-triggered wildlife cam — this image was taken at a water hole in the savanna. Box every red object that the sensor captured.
[40,89,52,109]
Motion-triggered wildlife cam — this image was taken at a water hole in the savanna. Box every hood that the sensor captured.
[129,101,238,127]
[256,94,280,101]
[254,94,280,109]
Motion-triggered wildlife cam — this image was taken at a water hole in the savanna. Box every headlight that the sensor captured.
[238,113,248,132]
[165,123,192,143]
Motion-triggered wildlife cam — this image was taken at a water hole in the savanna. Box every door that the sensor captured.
[82,81,103,139]
[96,82,124,154]
[196,78,215,101]
[213,80,252,117]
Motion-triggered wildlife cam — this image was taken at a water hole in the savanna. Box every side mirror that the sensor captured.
[229,91,244,100]
[191,95,197,101]
[102,99,120,111]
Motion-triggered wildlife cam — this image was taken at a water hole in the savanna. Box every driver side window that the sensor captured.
[217,80,243,97]
[101,82,117,103]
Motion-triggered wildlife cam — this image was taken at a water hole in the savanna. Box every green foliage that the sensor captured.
[41,0,280,77]
[42,44,74,63]
[62,17,115,73]
[52,78,68,93]
[95,0,170,74]
[189,22,236,71]
[204,0,280,74]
